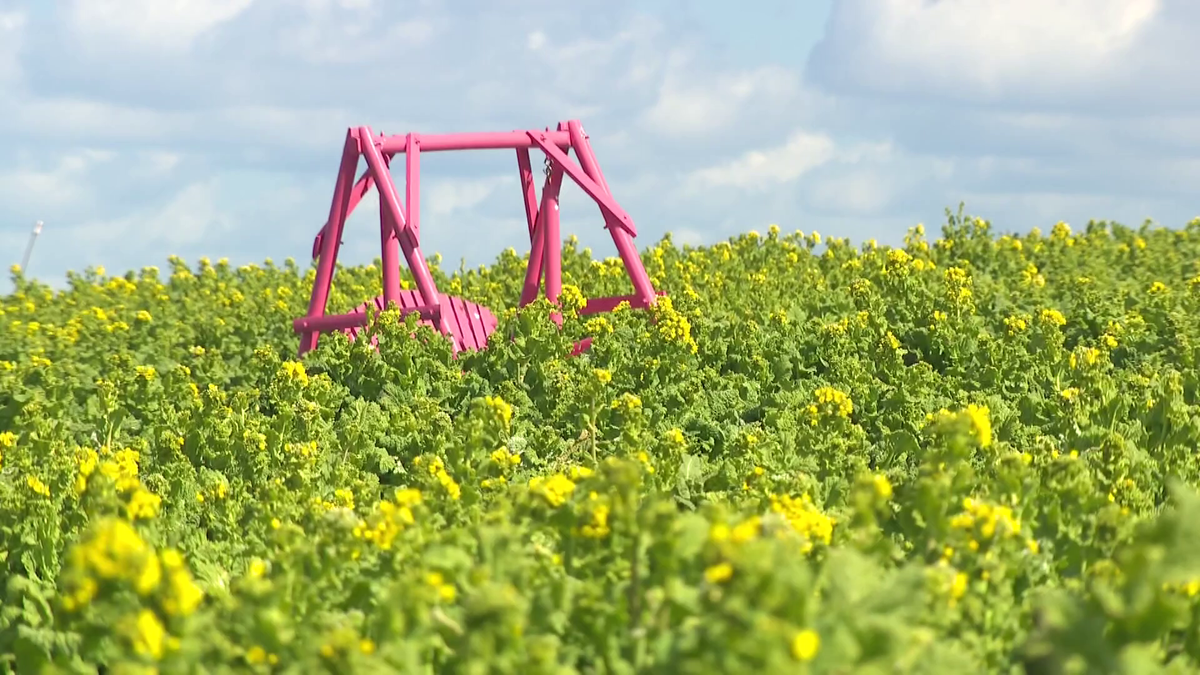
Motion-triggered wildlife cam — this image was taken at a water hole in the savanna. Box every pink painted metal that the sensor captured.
[295,120,665,358]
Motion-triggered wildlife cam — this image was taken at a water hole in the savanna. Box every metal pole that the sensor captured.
[19,220,42,271]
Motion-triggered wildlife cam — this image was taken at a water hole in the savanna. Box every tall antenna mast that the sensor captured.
[19,220,42,271]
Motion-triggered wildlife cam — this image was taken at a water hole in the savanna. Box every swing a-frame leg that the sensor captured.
[295,120,665,358]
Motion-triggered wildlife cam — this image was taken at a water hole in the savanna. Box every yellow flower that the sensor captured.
[26,475,50,497]
[665,428,685,446]
[809,386,853,423]
[559,283,587,313]
[484,395,513,427]
[424,571,457,602]
[704,562,734,584]
[125,487,162,520]
[791,629,820,661]
[248,558,268,579]
[129,609,167,659]
[769,494,835,553]
[951,571,968,600]
[529,474,577,507]
[1039,308,1066,327]
[964,404,992,448]
[280,360,308,386]
[246,646,267,664]
[872,474,893,500]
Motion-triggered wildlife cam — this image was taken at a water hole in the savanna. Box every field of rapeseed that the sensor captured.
[6,208,1200,673]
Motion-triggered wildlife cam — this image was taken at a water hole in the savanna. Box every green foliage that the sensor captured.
[4,214,1200,673]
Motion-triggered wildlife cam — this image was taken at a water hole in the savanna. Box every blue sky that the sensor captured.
[2,0,1197,289]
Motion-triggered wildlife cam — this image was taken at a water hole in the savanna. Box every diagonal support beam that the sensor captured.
[516,148,540,240]
[526,132,636,238]
[299,128,359,355]
[567,120,656,307]
[311,169,380,260]
[357,126,452,341]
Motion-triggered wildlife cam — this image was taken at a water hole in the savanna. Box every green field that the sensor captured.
[5,211,1200,674]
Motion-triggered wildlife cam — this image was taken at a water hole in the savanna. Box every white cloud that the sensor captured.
[807,172,895,216]
[423,175,514,217]
[669,227,708,247]
[61,180,232,256]
[642,53,802,137]
[67,0,257,51]
[0,10,24,84]
[140,151,182,175]
[809,0,1171,105]
[683,131,837,192]
[0,150,115,209]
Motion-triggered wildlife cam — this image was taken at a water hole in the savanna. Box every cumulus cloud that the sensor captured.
[66,0,257,51]
[683,131,838,192]
[641,57,803,138]
[806,0,1200,111]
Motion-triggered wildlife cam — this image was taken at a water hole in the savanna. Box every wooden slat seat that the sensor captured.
[343,291,499,353]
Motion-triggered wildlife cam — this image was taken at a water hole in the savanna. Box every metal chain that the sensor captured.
[543,153,553,181]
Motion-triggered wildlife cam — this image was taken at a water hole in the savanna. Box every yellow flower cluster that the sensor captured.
[1070,346,1101,370]
[1039,308,1066,328]
[26,475,50,497]
[0,431,13,468]
[558,283,588,313]
[126,487,162,521]
[584,316,614,335]
[883,248,913,277]
[424,571,457,602]
[948,497,1036,556]
[280,360,309,386]
[313,487,355,512]
[709,516,763,547]
[576,491,611,539]
[768,494,836,553]
[490,446,522,468]
[62,518,204,620]
[610,392,643,413]
[664,427,686,448]
[415,456,461,500]
[529,474,577,507]
[943,267,974,310]
[1004,314,1028,334]
[484,395,513,428]
[635,450,655,475]
[1163,579,1200,598]
[123,608,175,660]
[806,386,853,425]
[651,296,698,354]
[926,404,992,448]
[704,561,733,584]
[352,488,422,551]
[1020,263,1046,288]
